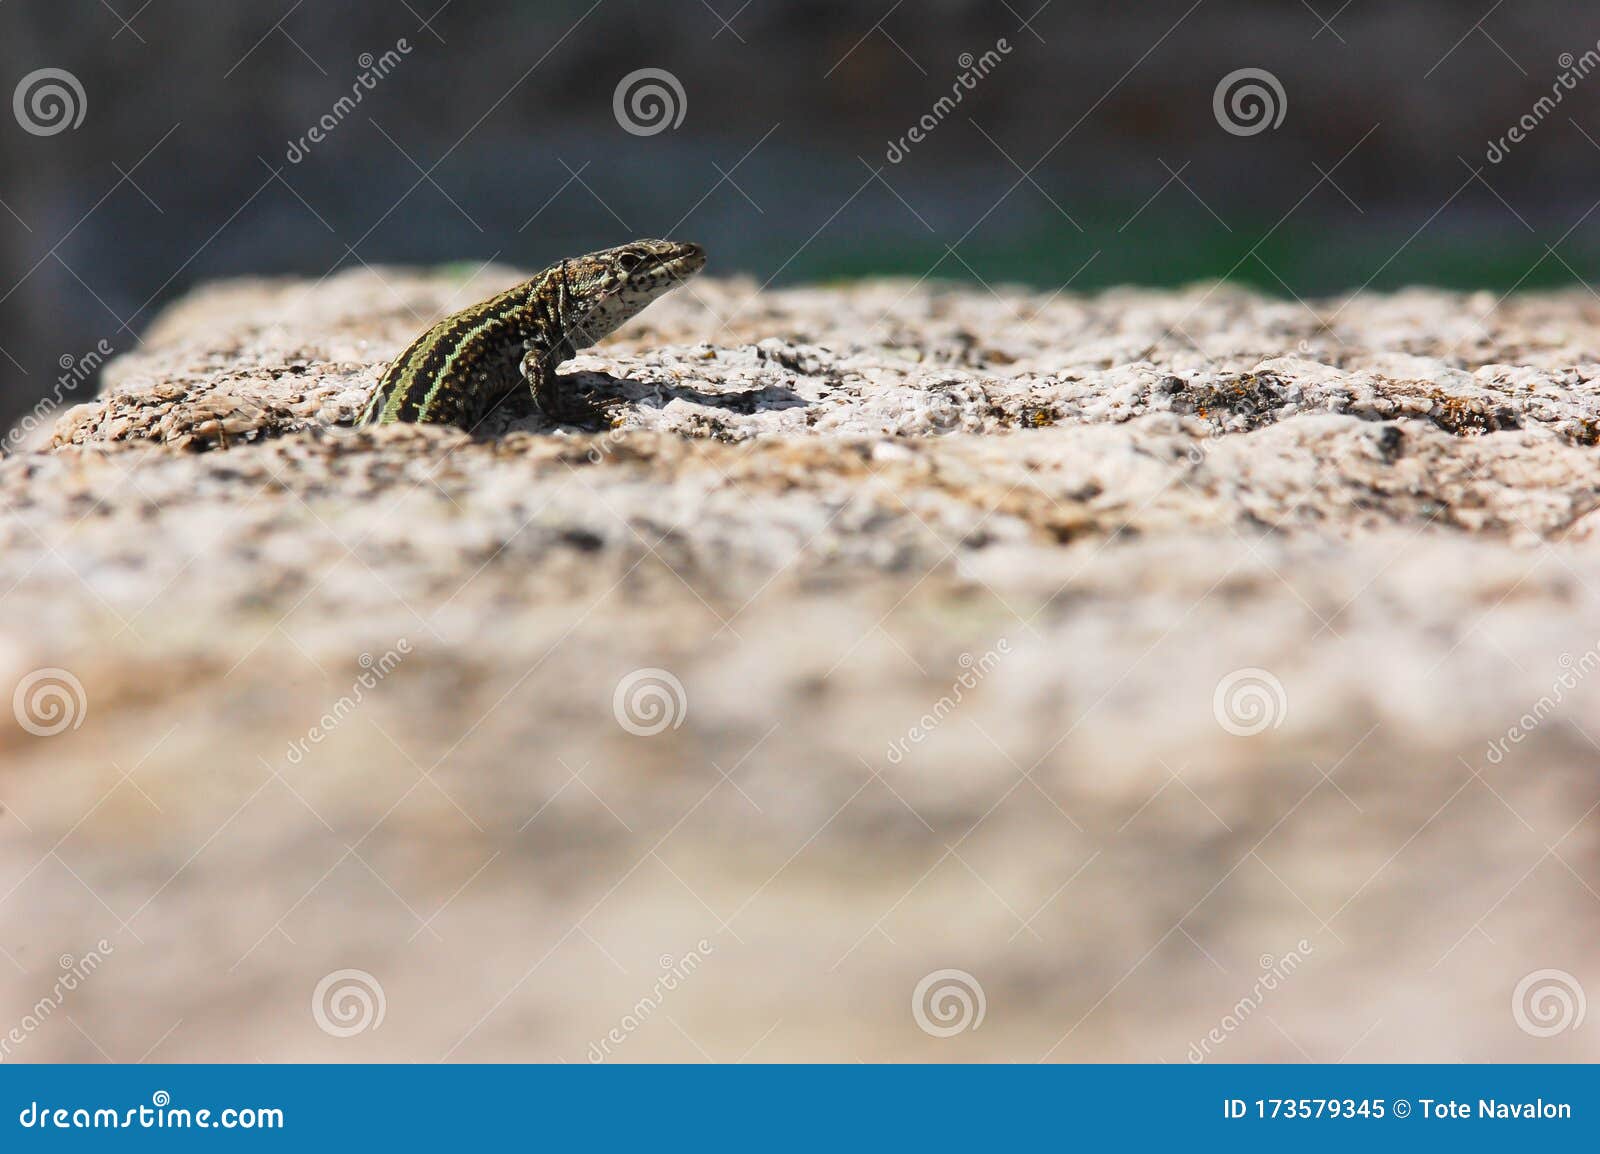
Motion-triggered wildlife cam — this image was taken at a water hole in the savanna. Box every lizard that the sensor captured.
[358,238,705,430]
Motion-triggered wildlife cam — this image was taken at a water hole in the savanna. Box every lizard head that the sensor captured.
[559,238,706,347]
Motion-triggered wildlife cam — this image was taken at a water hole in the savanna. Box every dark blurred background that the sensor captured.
[4,0,1600,428]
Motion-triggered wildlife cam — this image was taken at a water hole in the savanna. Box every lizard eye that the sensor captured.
[618,253,641,272]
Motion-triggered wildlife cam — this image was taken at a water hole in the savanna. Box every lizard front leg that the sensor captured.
[521,347,620,428]
[520,346,560,416]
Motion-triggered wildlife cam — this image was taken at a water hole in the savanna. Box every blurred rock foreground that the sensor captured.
[1,268,1598,1062]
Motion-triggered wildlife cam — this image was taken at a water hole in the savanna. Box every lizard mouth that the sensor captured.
[651,243,706,283]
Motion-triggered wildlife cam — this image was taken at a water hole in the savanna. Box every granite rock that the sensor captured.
[1,270,1597,1062]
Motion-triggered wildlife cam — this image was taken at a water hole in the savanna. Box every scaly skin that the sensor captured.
[359,238,706,429]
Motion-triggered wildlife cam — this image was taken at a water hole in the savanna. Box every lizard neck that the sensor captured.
[510,262,568,357]
[552,259,575,359]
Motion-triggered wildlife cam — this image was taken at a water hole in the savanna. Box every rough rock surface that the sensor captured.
[1,269,1598,1063]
